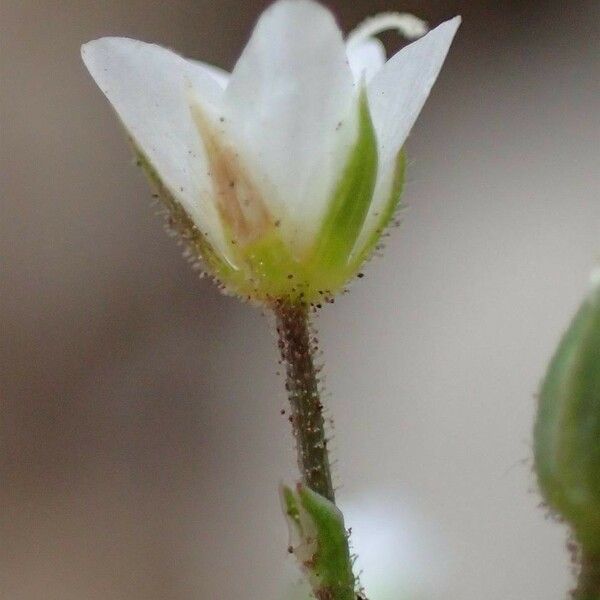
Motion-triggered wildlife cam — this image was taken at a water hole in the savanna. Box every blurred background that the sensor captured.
[1,1,599,598]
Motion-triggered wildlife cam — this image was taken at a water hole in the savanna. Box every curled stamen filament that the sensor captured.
[347,12,429,48]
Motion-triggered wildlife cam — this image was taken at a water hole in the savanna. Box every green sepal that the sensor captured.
[281,483,355,600]
[132,144,241,285]
[350,149,406,271]
[307,87,378,277]
[534,280,600,553]
[239,231,308,300]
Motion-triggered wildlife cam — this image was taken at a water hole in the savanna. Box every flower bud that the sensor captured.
[534,274,600,553]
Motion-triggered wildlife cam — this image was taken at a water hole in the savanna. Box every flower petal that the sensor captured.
[81,37,232,259]
[353,16,461,256]
[346,38,386,84]
[190,59,230,89]
[222,0,356,254]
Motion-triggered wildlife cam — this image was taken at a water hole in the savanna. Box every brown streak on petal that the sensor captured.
[190,101,273,245]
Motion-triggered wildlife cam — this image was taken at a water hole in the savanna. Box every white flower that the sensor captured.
[81,0,460,303]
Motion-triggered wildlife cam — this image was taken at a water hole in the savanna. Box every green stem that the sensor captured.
[576,551,600,600]
[274,300,335,503]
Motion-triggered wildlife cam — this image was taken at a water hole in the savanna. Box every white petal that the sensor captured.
[191,59,230,89]
[368,16,461,172]
[81,37,232,260]
[354,16,461,255]
[346,38,386,84]
[222,0,356,253]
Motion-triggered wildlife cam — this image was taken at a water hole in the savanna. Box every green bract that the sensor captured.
[281,483,355,600]
[534,279,600,553]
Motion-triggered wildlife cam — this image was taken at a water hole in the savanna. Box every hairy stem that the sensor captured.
[576,551,600,600]
[275,301,335,503]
